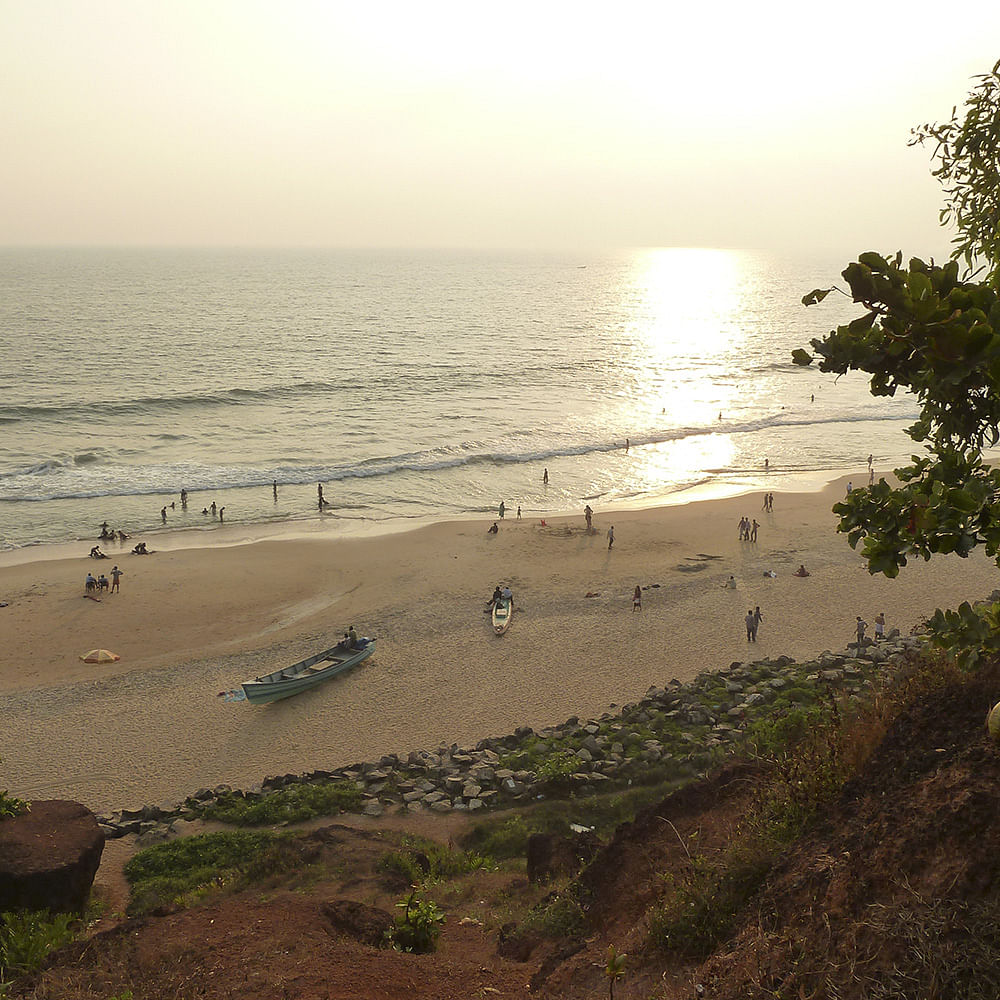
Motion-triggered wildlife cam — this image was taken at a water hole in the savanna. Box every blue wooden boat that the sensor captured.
[241,637,375,704]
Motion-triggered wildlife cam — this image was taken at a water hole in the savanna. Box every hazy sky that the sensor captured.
[3,1,999,254]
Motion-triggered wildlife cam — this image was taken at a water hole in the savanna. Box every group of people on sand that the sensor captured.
[737,515,760,542]
[84,566,123,596]
[855,612,887,645]
[761,493,774,512]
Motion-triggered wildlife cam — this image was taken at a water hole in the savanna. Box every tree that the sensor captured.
[794,61,1000,666]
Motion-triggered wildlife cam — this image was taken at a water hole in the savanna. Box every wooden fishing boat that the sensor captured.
[491,597,513,635]
[241,638,375,704]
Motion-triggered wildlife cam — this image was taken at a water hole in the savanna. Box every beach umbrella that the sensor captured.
[80,649,120,663]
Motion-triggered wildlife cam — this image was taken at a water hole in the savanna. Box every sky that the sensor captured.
[3,1,1000,254]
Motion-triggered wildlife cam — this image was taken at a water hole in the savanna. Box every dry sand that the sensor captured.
[1,475,995,815]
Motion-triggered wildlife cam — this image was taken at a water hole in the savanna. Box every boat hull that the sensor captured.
[492,598,512,635]
[241,639,375,704]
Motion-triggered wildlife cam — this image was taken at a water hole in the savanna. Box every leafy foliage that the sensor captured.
[910,59,1000,284]
[0,910,75,984]
[387,891,445,953]
[196,780,362,826]
[123,829,289,914]
[795,63,1000,664]
[0,757,29,821]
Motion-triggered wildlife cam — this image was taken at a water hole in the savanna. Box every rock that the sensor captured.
[0,800,105,914]
[321,899,393,946]
[362,800,384,818]
[526,830,601,883]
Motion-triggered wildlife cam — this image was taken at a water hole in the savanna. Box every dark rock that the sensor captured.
[497,921,539,961]
[526,830,601,883]
[0,800,105,914]
[320,899,393,946]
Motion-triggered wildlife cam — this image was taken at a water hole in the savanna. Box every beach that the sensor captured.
[1,475,995,816]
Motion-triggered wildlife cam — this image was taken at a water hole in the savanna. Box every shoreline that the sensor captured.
[3,471,995,816]
[0,464,848,571]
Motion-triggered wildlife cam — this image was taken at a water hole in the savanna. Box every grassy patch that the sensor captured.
[196,780,363,825]
[0,909,76,989]
[123,829,291,914]
[377,835,493,886]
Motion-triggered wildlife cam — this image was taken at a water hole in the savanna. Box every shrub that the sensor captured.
[0,757,29,821]
[377,836,492,886]
[198,780,362,825]
[0,909,75,981]
[387,891,445,953]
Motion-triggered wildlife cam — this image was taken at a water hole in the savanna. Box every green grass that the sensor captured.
[377,836,493,886]
[196,780,363,825]
[0,909,76,987]
[123,829,291,915]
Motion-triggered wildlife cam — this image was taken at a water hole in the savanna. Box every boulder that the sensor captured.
[526,830,601,883]
[320,899,393,946]
[0,800,105,914]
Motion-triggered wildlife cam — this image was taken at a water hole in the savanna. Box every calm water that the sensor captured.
[0,247,919,552]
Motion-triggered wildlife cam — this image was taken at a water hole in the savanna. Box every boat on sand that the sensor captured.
[491,597,513,635]
[241,638,375,704]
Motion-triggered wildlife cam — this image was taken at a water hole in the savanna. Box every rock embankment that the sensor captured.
[98,632,922,842]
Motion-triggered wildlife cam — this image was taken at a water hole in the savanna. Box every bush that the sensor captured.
[0,909,75,981]
[387,891,445,953]
[377,836,492,885]
[0,757,29,821]
[198,780,363,825]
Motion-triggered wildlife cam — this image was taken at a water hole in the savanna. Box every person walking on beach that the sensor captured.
[625,438,629,454]
[317,484,325,510]
[273,480,278,501]
[867,454,873,470]
[543,468,548,485]
[517,505,522,519]
[584,504,593,532]
[110,565,123,593]
[753,605,763,634]
[745,609,758,642]
[856,616,867,646]
[633,585,642,612]
[499,501,505,520]
[607,525,615,550]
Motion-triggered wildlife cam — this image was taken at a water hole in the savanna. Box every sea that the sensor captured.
[0,246,922,559]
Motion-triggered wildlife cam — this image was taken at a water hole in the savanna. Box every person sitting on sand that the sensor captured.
[90,545,106,559]
[132,542,148,555]
[487,521,499,534]
[724,575,737,589]
[794,564,810,577]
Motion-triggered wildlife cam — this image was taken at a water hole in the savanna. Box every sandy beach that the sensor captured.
[1,475,995,816]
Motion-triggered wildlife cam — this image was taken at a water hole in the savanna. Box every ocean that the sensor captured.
[0,246,920,556]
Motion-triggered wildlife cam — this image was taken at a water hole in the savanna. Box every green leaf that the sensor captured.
[791,348,813,366]
[801,288,832,306]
